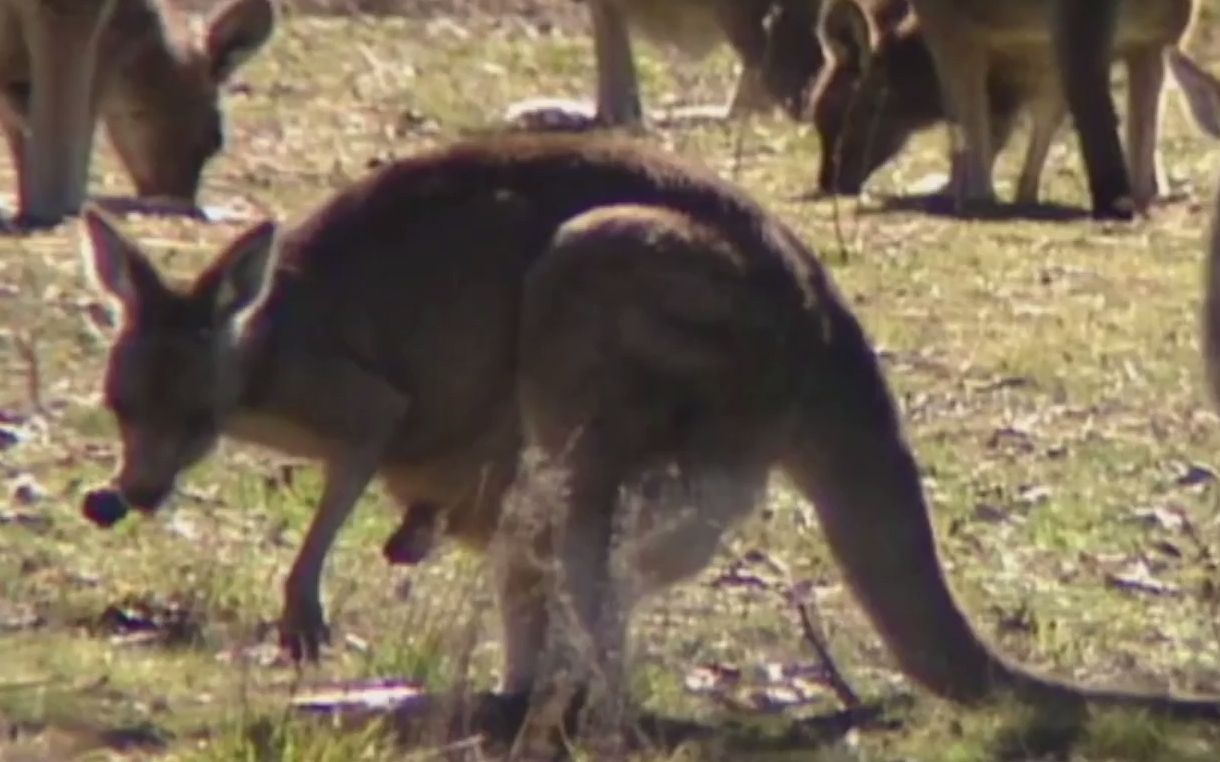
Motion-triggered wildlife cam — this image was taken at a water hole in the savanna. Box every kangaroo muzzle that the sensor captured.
[114,479,174,513]
[80,477,173,530]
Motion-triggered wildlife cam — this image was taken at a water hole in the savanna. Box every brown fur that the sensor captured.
[0,0,274,227]
[808,0,957,195]
[530,0,823,126]
[897,0,1196,218]
[82,134,1220,740]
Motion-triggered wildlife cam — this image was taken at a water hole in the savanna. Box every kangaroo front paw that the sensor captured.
[382,502,440,566]
[279,590,330,663]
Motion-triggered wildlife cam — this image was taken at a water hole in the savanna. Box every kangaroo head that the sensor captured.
[808,0,937,194]
[80,206,279,512]
[104,0,276,203]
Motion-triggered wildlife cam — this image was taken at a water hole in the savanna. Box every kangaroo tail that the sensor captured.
[777,263,1220,718]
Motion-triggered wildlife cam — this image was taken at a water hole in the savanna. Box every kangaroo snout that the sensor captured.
[112,454,179,513]
[117,480,174,513]
[80,477,170,530]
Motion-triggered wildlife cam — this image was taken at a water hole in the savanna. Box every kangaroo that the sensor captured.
[809,0,1044,201]
[1167,51,1220,410]
[0,0,275,227]
[512,0,823,128]
[901,0,1196,219]
[80,134,1220,742]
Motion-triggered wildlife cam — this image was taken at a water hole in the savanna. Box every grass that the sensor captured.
[5,1,1220,759]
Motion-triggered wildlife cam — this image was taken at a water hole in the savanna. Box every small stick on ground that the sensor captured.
[14,331,42,414]
[789,586,861,709]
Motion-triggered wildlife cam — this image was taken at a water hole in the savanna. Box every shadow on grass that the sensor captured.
[310,689,909,758]
[859,192,1093,222]
[0,711,169,759]
[791,188,1095,222]
[987,705,1089,762]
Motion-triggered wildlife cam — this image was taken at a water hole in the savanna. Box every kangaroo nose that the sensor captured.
[82,488,130,528]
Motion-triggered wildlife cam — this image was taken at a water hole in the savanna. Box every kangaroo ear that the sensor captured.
[205,0,276,82]
[1168,49,1220,139]
[819,0,871,68]
[79,204,168,316]
[200,219,279,324]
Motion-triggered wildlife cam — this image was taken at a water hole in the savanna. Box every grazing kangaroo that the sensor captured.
[81,135,1220,741]
[0,0,275,227]
[810,0,1059,201]
[902,0,1196,219]
[1167,51,1220,409]
[514,0,822,128]
[808,0,957,196]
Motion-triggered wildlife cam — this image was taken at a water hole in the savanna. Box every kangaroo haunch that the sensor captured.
[80,134,1220,735]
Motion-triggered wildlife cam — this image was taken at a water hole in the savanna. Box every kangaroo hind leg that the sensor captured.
[512,202,793,747]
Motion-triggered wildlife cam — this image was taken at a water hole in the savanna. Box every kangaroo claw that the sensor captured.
[279,593,330,663]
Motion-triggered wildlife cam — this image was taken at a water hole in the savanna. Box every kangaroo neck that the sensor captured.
[231,315,278,415]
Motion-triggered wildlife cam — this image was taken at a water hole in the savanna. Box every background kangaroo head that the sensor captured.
[80,207,279,511]
[807,0,935,194]
[103,0,277,202]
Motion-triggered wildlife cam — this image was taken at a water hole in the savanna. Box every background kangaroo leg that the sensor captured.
[1015,93,1067,205]
[503,0,640,131]
[1125,45,1168,208]
[726,64,770,117]
[19,0,115,227]
[713,0,774,117]
[590,0,642,125]
[923,31,995,211]
[1052,0,1131,219]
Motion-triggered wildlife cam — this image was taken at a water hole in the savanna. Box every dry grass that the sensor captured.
[5,1,1220,759]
